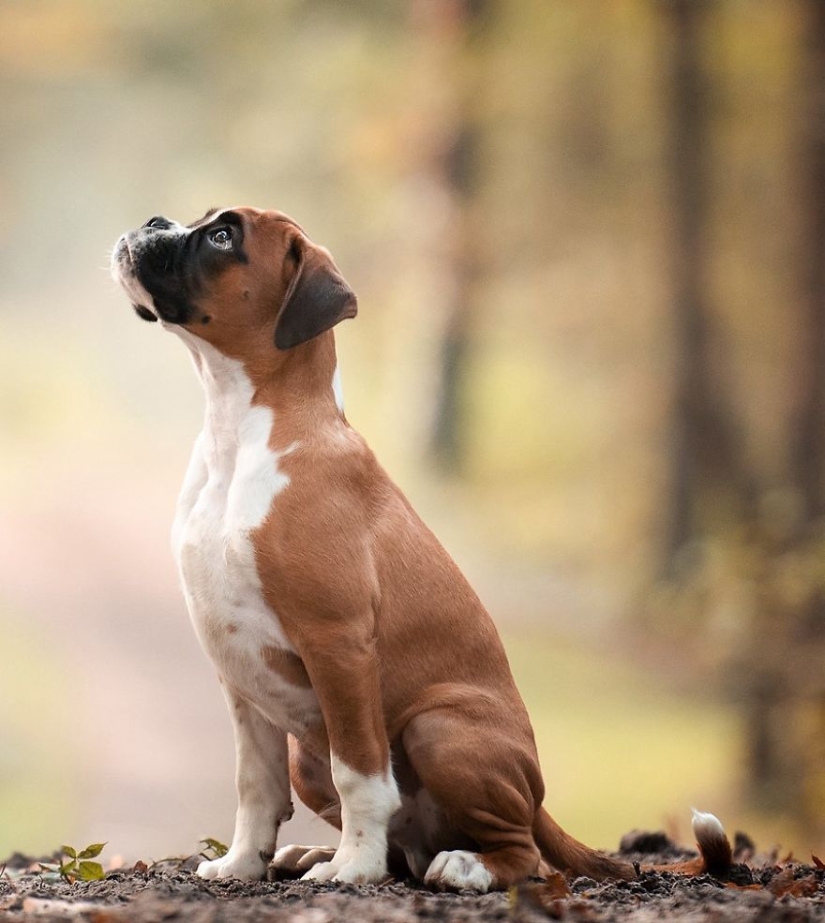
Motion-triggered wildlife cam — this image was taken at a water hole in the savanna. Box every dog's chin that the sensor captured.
[110,236,154,320]
[120,276,160,322]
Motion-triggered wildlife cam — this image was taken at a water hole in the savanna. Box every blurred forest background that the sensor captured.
[1,0,824,865]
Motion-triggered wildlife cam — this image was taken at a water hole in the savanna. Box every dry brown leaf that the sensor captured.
[513,874,573,918]
[767,868,819,898]
[541,872,573,900]
[786,875,819,898]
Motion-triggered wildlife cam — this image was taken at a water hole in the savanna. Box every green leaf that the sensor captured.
[77,860,105,881]
[61,846,77,859]
[199,837,228,858]
[59,860,77,877]
[78,843,106,859]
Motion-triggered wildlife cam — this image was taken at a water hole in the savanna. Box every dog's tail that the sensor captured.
[533,807,733,881]
[533,808,635,881]
[653,809,734,877]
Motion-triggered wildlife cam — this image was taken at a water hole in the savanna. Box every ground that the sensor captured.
[2,832,824,923]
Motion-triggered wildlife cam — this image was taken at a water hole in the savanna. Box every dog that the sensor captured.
[110,206,732,891]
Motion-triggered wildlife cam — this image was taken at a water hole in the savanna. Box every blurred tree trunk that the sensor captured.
[430,123,479,474]
[663,0,756,570]
[661,0,770,804]
[739,0,825,837]
[414,0,491,473]
[791,1,825,521]
[661,0,825,839]
[780,0,825,836]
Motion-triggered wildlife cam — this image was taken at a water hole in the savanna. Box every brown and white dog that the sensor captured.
[110,207,731,891]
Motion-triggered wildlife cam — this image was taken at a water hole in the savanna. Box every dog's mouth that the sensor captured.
[111,225,200,327]
[111,235,160,322]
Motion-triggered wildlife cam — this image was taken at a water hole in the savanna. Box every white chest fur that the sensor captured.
[171,333,320,733]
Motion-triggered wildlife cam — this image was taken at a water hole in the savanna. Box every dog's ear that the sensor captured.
[274,235,357,350]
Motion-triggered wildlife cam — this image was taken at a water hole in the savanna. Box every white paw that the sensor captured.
[269,844,337,878]
[301,848,387,885]
[424,850,493,893]
[301,858,338,883]
[197,849,267,881]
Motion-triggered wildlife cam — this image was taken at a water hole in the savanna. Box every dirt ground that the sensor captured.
[2,832,824,923]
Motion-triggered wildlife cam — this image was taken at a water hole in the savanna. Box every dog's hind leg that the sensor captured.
[401,705,544,892]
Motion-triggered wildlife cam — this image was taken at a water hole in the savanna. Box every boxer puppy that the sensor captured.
[110,207,731,891]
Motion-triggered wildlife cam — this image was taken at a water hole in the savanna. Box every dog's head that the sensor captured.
[110,207,357,360]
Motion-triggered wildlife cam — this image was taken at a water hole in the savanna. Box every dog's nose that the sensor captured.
[143,215,173,231]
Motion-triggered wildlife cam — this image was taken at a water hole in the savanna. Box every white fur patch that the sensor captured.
[198,852,266,881]
[690,808,725,840]
[424,850,493,892]
[173,333,320,734]
[301,756,401,884]
[331,365,345,413]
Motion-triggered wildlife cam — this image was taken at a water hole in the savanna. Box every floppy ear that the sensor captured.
[274,235,358,350]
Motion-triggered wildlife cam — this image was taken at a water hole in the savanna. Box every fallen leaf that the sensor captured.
[767,868,819,898]
[541,873,573,900]
[513,874,573,918]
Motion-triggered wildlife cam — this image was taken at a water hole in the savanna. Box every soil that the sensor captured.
[2,833,824,923]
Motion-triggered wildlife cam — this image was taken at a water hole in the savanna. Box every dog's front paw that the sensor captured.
[197,849,267,881]
[267,844,337,880]
[300,848,388,885]
[424,850,493,892]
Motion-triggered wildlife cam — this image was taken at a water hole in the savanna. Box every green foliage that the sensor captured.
[199,837,228,860]
[40,843,106,883]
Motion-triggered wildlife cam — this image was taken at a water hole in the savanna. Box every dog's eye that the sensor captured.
[208,227,233,250]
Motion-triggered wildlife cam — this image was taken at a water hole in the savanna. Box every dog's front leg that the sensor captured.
[297,630,401,885]
[198,687,292,881]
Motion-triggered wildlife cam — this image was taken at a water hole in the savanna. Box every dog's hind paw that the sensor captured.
[424,850,493,893]
[267,844,337,880]
[299,847,388,885]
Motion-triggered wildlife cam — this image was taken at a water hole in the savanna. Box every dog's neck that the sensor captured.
[259,331,342,412]
[178,329,345,453]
